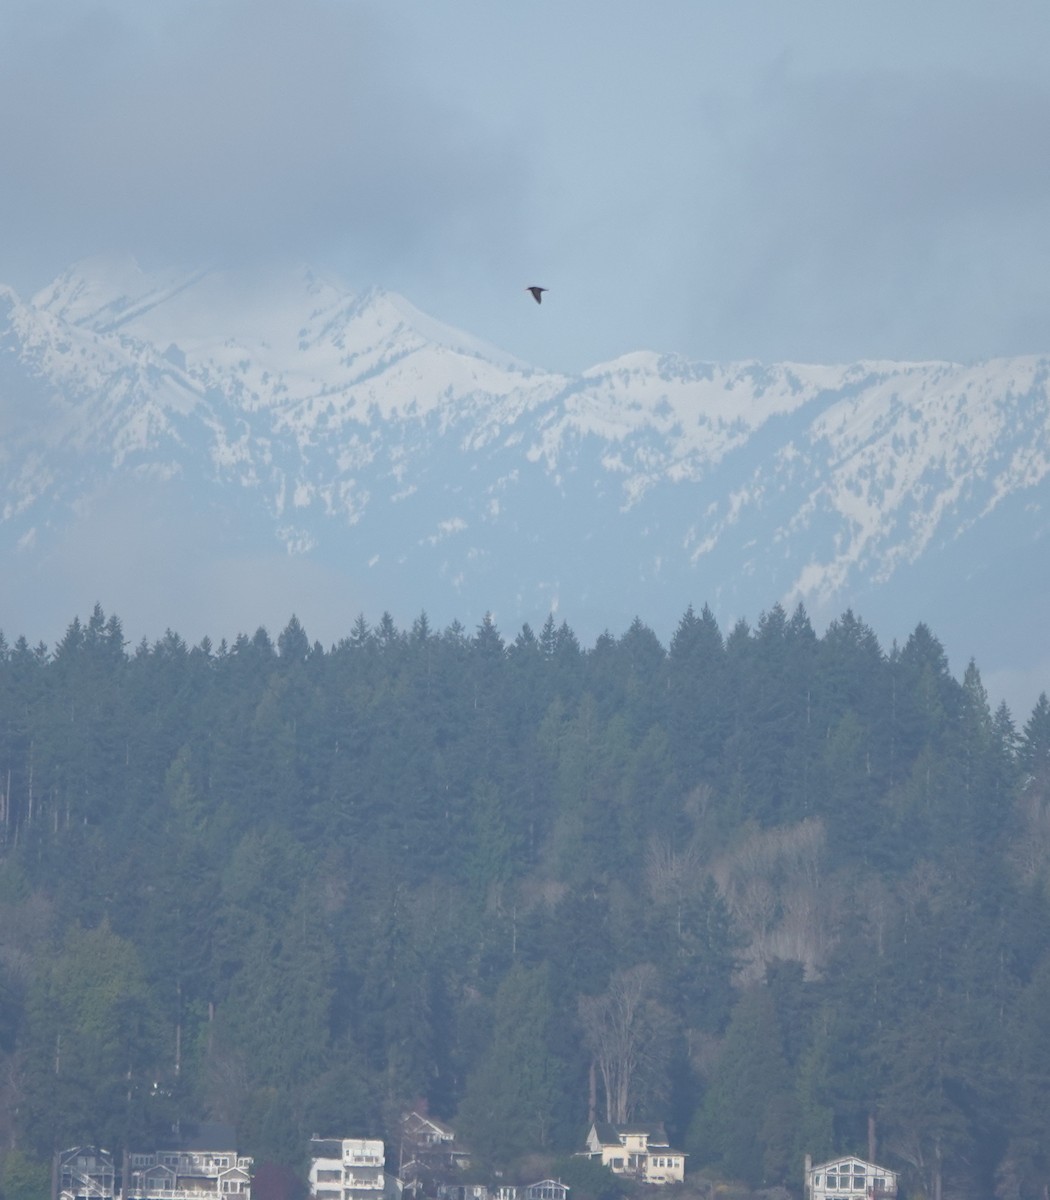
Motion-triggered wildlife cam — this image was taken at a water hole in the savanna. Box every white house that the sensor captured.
[309,1138,385,1200]
[583,1123,686,1185]
[805,1156,899,1200]
[55,1147,116,1200]
[523,1183,568,1200]
[124,1125,251,1200]
[442,1182,568,1200]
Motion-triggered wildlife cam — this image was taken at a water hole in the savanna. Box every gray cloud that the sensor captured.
[2,0,1050,371]
[0,0,529,286]
[693,66,1050,361]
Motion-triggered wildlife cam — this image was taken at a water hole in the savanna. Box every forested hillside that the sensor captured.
[1,603,1049,1200]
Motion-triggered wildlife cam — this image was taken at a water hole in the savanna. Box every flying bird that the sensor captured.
[526,286,547,304]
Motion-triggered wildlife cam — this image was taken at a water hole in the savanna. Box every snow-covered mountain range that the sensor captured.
[2,257,1048,711]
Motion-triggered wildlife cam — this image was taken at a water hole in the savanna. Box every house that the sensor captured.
[309,1138,385,1200]
[523,1183,568,1200]
[400,1114,456,1154]
[439,1182,567,1200]
[583,1123,686,1185]
[124,1124,251,1200]
[54,1147,116,1200]
[432,1180,489,1200]
[434,1184,488,1200]
[805,1156,899,1200]
[399,1112,470,1176]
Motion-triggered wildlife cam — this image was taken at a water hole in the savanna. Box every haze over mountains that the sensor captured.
[2,256,1048,714]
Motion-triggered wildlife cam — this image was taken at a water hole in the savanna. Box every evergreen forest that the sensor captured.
[1,602,1050,1200]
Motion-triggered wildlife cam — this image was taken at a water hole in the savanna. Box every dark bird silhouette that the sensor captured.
[526,286,547,304]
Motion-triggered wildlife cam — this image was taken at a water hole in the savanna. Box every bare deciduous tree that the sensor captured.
[578,963,673,1124]
[645,837,703,939]
[1008,787,1050,884]
[711,817,831,980]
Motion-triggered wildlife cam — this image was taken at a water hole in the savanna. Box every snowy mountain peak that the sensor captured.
[32,254,182,327]
[2,256,1049,712]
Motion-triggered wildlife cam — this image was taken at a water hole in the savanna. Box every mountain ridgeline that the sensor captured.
[1,602,1049,1200]
[3,259,1050,694]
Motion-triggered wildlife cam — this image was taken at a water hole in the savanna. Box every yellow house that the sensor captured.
[583,1123,686,1185]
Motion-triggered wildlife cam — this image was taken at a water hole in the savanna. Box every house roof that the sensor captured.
[589,1122,670,1146]
[60,1147,115,1164]
[810,1158,897,1179]
[403,1112,455,1139]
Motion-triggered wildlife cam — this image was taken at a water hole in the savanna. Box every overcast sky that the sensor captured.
[2,0,1050,373]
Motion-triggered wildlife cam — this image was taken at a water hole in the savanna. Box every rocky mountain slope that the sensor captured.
[2,257,1048,710]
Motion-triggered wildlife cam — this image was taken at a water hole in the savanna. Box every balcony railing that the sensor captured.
[125,1188,246,1200]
